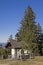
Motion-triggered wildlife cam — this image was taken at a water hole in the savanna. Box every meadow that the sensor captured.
[0,56,43,65]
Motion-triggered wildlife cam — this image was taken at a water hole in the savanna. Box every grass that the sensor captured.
[0,56,43,65]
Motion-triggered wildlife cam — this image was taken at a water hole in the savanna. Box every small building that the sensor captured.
[5,39,32,59]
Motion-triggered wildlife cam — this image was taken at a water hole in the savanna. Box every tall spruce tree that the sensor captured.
[36,23,42,34]
[15,6,38,55]
[36,23,43,55]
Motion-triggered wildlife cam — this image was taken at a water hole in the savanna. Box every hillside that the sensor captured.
[0,43,6,47]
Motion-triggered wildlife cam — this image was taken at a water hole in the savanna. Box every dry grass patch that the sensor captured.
[0,56,43,65]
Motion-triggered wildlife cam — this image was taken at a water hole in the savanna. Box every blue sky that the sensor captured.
[0,0,43,42]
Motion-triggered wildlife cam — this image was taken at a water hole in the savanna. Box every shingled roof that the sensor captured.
[5,39,28,49]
